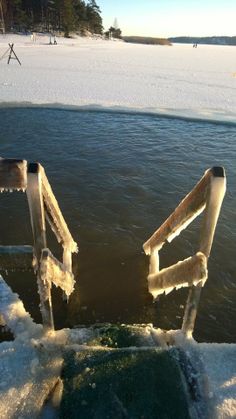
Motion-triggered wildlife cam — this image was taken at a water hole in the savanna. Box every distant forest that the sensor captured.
[169,36,236,46]
[0,0,103,37]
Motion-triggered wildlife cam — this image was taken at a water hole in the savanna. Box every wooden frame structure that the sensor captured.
[0,43,22,65]
[143,167,226,337]
[0,158,78,330]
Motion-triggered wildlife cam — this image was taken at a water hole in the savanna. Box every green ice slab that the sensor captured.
[60,346,191,419]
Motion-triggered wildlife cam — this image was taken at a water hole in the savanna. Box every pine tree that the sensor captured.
[62,0,75,37]
[9,0,28,31]
[86,0,103,34]
[108,25,122,39]
[1,0,104,36]
[73,0,87,34]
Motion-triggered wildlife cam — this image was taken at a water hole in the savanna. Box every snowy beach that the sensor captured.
[0,34,236,123]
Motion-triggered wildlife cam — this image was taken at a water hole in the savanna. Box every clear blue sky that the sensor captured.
[97,0,236,37]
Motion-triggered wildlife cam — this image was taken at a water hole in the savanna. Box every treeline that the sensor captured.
[169,36,236,46]
[1,0,103,37]
[123,36,171,46]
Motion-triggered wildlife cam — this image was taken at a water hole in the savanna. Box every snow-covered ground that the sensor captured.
[172,331,236,419]
[0,34,236,123]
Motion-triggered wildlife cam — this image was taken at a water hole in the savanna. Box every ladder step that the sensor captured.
[0,245,33,270]
[148,252,207,299]
[0,158,27,191]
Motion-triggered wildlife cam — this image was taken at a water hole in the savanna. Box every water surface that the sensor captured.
[0,107,235,343]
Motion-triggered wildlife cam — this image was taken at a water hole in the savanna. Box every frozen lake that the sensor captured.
[0,107,235,343]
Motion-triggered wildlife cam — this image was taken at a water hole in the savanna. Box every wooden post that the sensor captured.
[182,167,226,337]
[26,163,54,330]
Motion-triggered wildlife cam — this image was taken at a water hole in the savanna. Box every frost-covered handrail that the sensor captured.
[29,163,78,253]
[143,167,226,337]
[0,158,27,191]
[143,168,216,254]
[40,248,75,297]
[0,158,78,331]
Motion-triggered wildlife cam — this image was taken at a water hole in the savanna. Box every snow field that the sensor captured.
[0,34,235,123]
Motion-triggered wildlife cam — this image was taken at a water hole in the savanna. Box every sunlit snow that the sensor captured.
[0,34,236,123]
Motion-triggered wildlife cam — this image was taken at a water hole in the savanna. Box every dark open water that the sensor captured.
[0,107,235,343]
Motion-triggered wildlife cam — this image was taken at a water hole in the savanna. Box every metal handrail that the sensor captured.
[0,158,78,330]
[143,167,226,337]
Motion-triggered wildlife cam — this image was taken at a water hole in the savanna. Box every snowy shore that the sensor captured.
[0,34,236,123]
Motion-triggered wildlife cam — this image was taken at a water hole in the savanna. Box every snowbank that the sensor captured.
[198,343,236,418]
[172,330,236,418]
[0,34,236,123]
[0,276,85,418]
[0,276,64,417]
